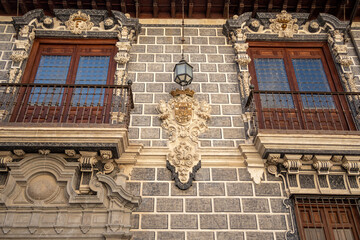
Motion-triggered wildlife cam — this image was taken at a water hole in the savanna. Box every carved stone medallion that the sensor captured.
[65,11,94,34]
[158,89,211,189]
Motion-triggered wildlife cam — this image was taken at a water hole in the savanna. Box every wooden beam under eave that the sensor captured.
[121,0,127,13]
[135,0,140,18]
[296,0,302,12]
[171,0,175,18]
[206,0,212,18]
[33,0,40,9]
[48,0,55,12]
[324,0,331,13]
[189,0,193,18]
[92,0,97,9]
[252,0,259,18]
[268,0,273,12]
[238,0,244,14]
[106,0,111,12]
[1,0,11,14]
[310,0,316,15]
[336,0,345,19]
[153,0,158,18]
[223,0,230,19]
[77,0,83,9]
[62,0,68,9]
[19,0,28,14]
[282,0,288,10]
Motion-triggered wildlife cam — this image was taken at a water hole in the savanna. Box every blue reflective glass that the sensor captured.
[292,59,335,109]
[254,58,294,108]
[31,55,71,105]
[72,56,110,106]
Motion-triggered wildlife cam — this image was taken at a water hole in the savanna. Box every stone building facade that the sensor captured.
[0,3,360,240]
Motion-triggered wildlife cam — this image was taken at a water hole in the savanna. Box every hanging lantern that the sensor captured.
[173,59,193,87]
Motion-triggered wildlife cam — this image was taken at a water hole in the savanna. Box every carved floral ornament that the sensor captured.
[158,89,211,189]
[269,10,299,38]
[65,11,94,34]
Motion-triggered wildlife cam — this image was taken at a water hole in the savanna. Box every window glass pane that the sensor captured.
[292,59,335,109]
[304,228,326,240]
[72,56,110,106]
[31,55,71,105]
[334,229,355,240]
[254,58,294,108]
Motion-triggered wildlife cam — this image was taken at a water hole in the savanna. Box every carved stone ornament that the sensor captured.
[312,155,333,175]
[266,154,281,175]
[158,89,211,189]
[10,50,28,63]
[65,11,94,34]
[269,10,299,37]
[235,54,251,66]
[114,52,130,64]
[336,55,353,67]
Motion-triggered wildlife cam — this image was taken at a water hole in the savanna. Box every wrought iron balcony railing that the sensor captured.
[245,90,360,131]
[0,83,134,126]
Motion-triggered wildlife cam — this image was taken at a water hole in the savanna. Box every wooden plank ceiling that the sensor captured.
[0,0,359,21]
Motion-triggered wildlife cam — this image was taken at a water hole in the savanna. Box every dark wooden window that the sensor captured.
[13,39,117,123]
[294,197,360,240]
[248,42,355,131]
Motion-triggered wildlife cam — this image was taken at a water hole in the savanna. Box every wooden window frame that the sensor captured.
[13,38,118,123]
[247,42,356,131]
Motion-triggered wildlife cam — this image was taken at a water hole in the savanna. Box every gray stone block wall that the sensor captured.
[0,23,15,83]
[128,167,292,240]
[128,25,244,147]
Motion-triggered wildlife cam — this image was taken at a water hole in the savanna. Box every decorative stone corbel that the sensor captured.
[266,154,282,175]
[312,155,333,175]
[10,50,28,63]
[13,149,25,157]
[78,151,98,194]
[158,89,211,189]
[342,156,360,175]
[65,149,76,157]
[283,154,302,174]
[0,151,13,172]
[269,10,299,38]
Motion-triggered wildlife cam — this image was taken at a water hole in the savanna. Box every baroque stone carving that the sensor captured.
[10,50,28,63]
[266,154,281,175]
[312,155,333,175]
[269,10,299,38]
[65,11,94,34]
[342,156,360,175]
[158,89,211,189]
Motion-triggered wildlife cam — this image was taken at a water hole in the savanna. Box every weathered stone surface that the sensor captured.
[191,54,206,62]
[255,183,282,196]
[199,128,222,139]
[201,83,219,93]
[217,232,244,240]
[209,37,226,45]
[131,116,151,126]
[170,214,198,229]
[142,182,169,196]
[227,183,253,196]
[140,128,160,139]
[199,29,217,36]
[209,73,226,82]
[194,168,210,181]
[209,116,232,127]
[187,232,214,240]
[135,198,154,212]
[186,198,212,212]
[148,63,164,72]
[158,231,185,240]
[129,62,146,71]
[141,214,168,229]
[171,183,197,196]
[211,94,229,104]
[258,215,287,230]
[157,168,172,181]
[214,198,241,212]
[131,214,139,229]
[222,105,242,115]
[213,140,235,147]
[242,198,270,212]
[238,168,252,181]
[223,128,244,139]
[126,182,141,196]
[139,36,156,44]
[229,214,257,229]
[200,214,228,229]
[199,183,225,196]
[165,45,181,53]
[138,54,155,62]
[156,37,173,45]
[208,54,224,63]
[146,83,164,92]
[212,168,237,181]
[132,231,155,240]
[246,232,274,240]
[157,198,183,212]
[148,45,163,53]
[156,54,171,62]
[192,37,208,44]
[270,198,288,213]
[201,63,217,72]
[200,46,217,53]
[147,28,164,35]
[165,28,181,36]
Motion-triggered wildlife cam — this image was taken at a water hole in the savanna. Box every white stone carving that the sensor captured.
[116,41,132,52]
[269,10,299,37]
[283,155,303,174]
[38,149,50,155]
[103,162,115,174]
[65,11,94,34]
[114,52,130,64]
[100,150,112,160]
[336,55,353,67]
[342,156,360,175]
[235,54,251,66]
[13,149,25,156]
[266,154,281,175]
[333,44,348,55]
[234,43,249,53]
[10,50,28,63]
[158,89,211,189]
[111,112,126,123]
[65,149,76,157]
[312,155,333,175]
[14,40,30,51]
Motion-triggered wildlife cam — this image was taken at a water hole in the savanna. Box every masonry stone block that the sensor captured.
[194,168,210,181]
[128,63,146,71]
[195,93,210,102]
[230,94,241,104]
[238,168,252,181]
[229,214,257,229]
[199,183,225,196]
[126,182,141,196]
[170,214,198,229]
[218,64,237,72]
[224,55,236,63]
[157,198,183,212]
[174,36,190,44]
[220,83,239,93]
[209,73,226,82]
[152,140,168,147]
[200,46,217,53]
[139,36,155,44]
[222,105,242,115]
[157,168,171,181]
[132,83,145,92]
[131,116,151,126]
[132,104,143,114]
[217,232,244,240]
[213,140,235,147]
[200,140,211,147]
[211,94,229,104]
[270,198,288,213]
[2,51,12,60]
[246,232,274,240]
[5,25,15,33]
[147,28,164,35]
[258,215,287,230]
[0,25,6,32]
[232,117,244,127]
[209,37,226,45]
[199,128,222,139]
[140,128,160,139]
[199,29,217,36]
[165,45,181,53]
[192,37,208,44]
[158,231,185,240]
[132,231,155,240]
[155,73,172,82]
[187,232,214,240]
[184,28,198,36]
[0,61,7,70]
[128,127,139,139]
[223,128,244,139]
[201,83,219,93]
[134,93,153,103]
[242,198,270,212]
[146,83,164,92]
[156,54,171,62]
[209,116,231,127]
[183,45,200,53]
[155,93,171,103]
[147,45,163,53]
[218,46,234,54]
[152,116,161,126]
[0,34,12,41]
[186,198,212,212]
[138,54,154,62]
[131,45,146,53]
[208,54,224,63]
[165,28,181,36]
[191,54,206,62]
[137,73,154,82]
[214,198,241,212]
[200,214,228,229]
[212,168,238,181]
[141,214,168,229]
[227,182,253,196]
[171,183,197,196]
[135,198,154,212]
[131,214,139,229]
[131,168,155,180]
[144,104,158,114]
[255,183,282,196]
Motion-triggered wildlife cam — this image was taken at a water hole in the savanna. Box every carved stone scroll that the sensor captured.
[158,89,211,189]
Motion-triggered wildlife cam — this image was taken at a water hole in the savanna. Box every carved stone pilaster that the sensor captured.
[312,155,333,175]
[158,89,211,189]
[342,156,360,175]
